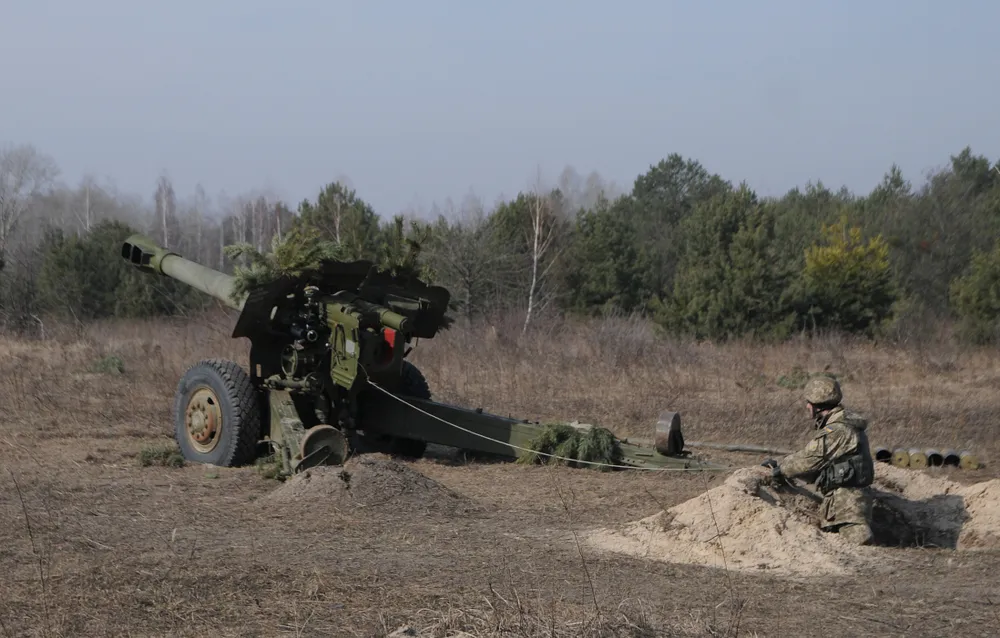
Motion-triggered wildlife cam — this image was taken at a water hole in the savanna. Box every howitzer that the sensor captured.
[121,234,722,474]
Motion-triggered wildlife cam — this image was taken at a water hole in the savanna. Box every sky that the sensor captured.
[2,0,998,217]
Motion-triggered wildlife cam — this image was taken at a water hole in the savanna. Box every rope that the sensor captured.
[366,380,730,472]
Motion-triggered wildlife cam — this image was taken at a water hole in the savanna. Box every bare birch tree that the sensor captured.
[0,144,59,269]
[274,199,283,242]
[318,182,348,246]
[78,178,93,234]
[70,175,111,235]
[250,195,267,253]
[189,183,210,263]
[522,169,566,334]
[232,202,248,245]
[219,216,227,270]
[154,174,176,247]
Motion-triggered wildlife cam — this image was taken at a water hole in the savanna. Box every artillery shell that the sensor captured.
[875,447,892,463]
[926,449,944,467]
[891,448,910,467]
[959,450,980,470]
[908,448,928,469]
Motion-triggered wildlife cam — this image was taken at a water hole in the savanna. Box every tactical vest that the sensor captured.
[815,421,875,495]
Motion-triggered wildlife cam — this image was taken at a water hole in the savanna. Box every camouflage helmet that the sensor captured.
[802,375,842,406]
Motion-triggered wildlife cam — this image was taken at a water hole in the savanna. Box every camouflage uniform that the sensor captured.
[771,377,875,545]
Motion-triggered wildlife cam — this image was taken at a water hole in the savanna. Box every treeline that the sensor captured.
[1,141,999,344]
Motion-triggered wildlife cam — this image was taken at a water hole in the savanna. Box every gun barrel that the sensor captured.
[350,298,410,333]
[120,234,245,310]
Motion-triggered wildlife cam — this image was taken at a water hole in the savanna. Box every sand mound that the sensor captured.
[260,454,476,515]
[584,464,1000,577]
[584,467,874,576]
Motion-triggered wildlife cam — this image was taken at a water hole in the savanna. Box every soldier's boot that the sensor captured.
[837,522,874,546]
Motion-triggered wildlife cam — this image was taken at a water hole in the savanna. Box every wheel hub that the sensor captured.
[185,387,223,453]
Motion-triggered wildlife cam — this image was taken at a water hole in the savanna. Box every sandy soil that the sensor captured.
[584,464,1000,579]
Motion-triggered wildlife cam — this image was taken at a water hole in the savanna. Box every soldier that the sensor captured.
[761,375,875,545]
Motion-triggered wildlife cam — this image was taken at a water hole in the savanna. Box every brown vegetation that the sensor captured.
[2,312,1000,636]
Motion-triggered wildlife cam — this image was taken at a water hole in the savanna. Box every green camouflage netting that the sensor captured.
[518,423,622,471]
[224,225,342,304]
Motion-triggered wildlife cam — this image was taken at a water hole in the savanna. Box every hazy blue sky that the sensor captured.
[2,0,998,216]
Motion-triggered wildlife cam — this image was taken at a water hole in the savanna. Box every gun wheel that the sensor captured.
[174,359,262,467]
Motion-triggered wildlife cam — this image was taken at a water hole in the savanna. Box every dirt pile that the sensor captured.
[584,467,874,576]
[584,464,1000,577]
[260,454,477,516]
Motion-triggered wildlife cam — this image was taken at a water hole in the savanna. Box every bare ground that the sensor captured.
[2,311,1000,637]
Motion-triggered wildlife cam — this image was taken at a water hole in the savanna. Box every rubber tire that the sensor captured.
[400,360,431,399]
[173,358,262,467]
[386,361,430,459]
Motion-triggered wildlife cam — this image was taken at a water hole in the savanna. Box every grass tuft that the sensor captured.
[138,443,185,468]
[90,354,125,375]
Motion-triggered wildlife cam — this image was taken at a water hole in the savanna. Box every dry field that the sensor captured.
[2,309,1000,637]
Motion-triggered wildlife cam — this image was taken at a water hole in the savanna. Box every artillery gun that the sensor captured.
[120,234,719,474]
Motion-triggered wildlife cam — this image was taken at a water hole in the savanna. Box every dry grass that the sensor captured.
[1,308,999,636]
[411,312,1000,463]
[13,307,999,458]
